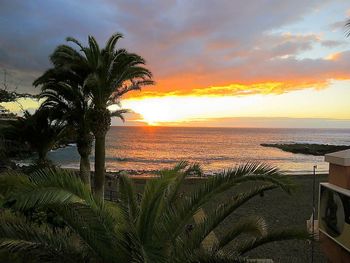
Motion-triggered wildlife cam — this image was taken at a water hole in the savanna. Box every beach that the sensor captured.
[228,174,327,262]
[114,172,328,262]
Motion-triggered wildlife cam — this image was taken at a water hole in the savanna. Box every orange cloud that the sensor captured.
[123,49,350,100]
[325,52,341,61]
[125,79,334,100]
[125,79,331,99]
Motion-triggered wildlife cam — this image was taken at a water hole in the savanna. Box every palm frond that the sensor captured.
[191,251,248,263]
[159,161,189,205]
[183,185,276,250]
[217,216,267,250]
[0,171,32,197]
[345,19,350,37]
[0,212,87,262]
[1,169,129,262]
[118,175,139,221]
[1,169,92,211]
[160,163,293,244]
[110,109,130,121]
[185,162,203,177]
[105,33,124,53]
[136,176,171,244]
[66,37,85,51]
[236,228,311,255]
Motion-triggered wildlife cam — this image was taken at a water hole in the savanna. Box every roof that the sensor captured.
[325,149,350,166]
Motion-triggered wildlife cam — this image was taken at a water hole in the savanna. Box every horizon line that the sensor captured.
[110,125,350,129]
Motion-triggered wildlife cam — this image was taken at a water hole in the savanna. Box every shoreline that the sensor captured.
[104,168,329,180]
[115,172,329,181]
[12,159,330,178]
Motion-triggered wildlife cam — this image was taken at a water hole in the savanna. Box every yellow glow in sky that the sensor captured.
[1,98,41,113]
[123,95,260,125]
[3,81,350,127]
[122,80,350,125]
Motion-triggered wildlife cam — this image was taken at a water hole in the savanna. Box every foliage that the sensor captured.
[46,33,154,137]
[0,89,37,103]
[2,108,66,162]
[0,162,310,262]
[49,33,154,109]
[34,67,94,185]
[44,33,154,197]
[0,89,17,103]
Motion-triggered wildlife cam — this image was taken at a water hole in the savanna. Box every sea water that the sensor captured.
[47,126,350,174]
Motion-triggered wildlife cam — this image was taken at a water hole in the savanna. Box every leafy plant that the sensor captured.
[34,68,93,186]
[0,163,309,262]
[2,109,66,163]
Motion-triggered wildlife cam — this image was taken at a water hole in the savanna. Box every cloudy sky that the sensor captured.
[1,0,350,127]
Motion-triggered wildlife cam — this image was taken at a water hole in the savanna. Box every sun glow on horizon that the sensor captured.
[2,82,350,128]
[122,80,350,126]
[122,95,262,125]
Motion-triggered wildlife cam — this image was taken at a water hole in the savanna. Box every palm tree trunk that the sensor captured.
[77,133,93,187]
[38,147,48,164]
[80,153,91,186]
[94,134,105,199]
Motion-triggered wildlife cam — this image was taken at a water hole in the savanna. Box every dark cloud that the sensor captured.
[0,0,349,96]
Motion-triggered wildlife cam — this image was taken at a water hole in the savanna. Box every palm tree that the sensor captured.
[48,33,154,198]
[3,108,66,164]
[34,68,93,186]
[0,162,309,262]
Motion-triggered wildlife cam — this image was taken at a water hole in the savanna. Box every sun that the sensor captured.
[143,119,158,126]
[123,96,192,125]
[137,108,176,125]
[122,94,265,126]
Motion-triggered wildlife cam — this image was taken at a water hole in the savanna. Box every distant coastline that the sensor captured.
[261,143,350,156]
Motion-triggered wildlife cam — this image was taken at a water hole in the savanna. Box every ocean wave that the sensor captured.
[104,155,309,163]
[105,157,179,164]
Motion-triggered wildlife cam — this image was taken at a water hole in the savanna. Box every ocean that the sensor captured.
[46,126,350,175]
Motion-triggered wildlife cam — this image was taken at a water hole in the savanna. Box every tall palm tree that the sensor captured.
[48,33,154,198]
[0,162,309,262]
[34,68,93,186]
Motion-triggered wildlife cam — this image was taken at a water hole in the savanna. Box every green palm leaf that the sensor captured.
[183,185,276,251]
[0,212,88,263]
[160,163,294,245]
[236,228,311,255]
[0,162,307,262]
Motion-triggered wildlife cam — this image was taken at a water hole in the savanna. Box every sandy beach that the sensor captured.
[228,173,328,262]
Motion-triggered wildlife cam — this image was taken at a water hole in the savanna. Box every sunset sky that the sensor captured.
[1,0,350,127]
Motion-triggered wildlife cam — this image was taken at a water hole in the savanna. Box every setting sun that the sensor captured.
[123,95,261,125]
